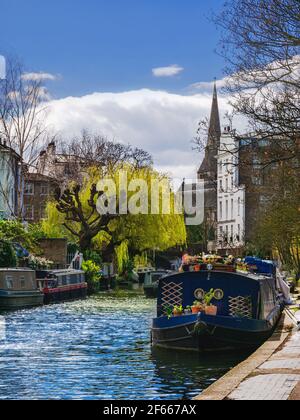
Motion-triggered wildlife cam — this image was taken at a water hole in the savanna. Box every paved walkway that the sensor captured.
[196,310,300,401]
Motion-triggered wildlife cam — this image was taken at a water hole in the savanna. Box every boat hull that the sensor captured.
[0,290,44,310]
[152,313,279,352]
[43,284,87,304]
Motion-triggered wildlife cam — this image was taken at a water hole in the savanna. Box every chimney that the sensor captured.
[47,141,56,155]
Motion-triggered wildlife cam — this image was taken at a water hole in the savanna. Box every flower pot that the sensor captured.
[194,265,201,272]
[173,311,183,317]
[205,305,218,316]
[192,306,201,314]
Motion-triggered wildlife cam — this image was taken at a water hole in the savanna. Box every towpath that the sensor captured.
[195,310,300,400]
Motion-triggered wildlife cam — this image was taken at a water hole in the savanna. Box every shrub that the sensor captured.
[82,260,102,293]
[83,250,102,266]
[26,255,54,270]
[0,241,17,268]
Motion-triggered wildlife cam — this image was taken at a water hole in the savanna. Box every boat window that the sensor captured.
[62,276,67,286]
[20,276,26,289]
[6,276,13,289]
[67,275,71,285]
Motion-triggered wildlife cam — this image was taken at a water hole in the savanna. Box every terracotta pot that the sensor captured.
[192,306,201,314]
[194,265,201,272]
[205,305,218,316]
[173,311,183,317]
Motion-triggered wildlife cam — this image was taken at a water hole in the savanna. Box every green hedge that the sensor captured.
[0,241,17,268]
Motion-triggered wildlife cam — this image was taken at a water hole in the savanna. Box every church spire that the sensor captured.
[197,79,222,181]
[207,79,221,148]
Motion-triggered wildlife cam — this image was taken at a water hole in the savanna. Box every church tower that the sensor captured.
[197,81,221,251]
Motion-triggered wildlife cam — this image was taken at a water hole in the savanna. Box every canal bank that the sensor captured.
[195,309,299,401]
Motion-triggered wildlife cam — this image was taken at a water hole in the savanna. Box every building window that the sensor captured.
[238,197,241,217]
[24,205,34,220]
[230,225,234,243]
[219,161,223,174]
[219,226,223,244]
[237,224,241,242]
[231,199,234,219]
[40,183,49,196]
[252,176,263,186]
[226,200,228,220]
[219,180,223,192]
[226,178,228,191]
[219,201,223,220]
[24,182,34,195]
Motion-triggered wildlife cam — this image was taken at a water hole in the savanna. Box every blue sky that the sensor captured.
[0,0,233,180]
[0,0,225,98]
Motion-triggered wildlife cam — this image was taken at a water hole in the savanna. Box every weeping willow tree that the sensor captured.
[42,165,186,270]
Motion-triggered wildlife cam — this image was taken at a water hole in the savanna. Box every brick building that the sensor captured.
[23,173,57,223]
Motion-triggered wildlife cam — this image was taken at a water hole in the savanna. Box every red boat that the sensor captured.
[36,269,87,304]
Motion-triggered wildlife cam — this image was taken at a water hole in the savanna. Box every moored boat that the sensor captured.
[36,269,87,304]
[152,267,284,352]
[144,270,172,298]
[0,269,44,310]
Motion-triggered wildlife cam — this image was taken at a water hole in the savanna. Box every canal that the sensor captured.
[0,294,249,400]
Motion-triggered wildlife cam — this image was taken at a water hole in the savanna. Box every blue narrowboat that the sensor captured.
[144,270,171,299]
[152,269,284,352]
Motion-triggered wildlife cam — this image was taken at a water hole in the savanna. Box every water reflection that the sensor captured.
[0,295,248,400]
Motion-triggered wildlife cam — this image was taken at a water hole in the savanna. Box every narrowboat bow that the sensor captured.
[152,270,284,352]
[0,269,44,310]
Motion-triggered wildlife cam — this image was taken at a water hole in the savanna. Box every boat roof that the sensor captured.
[165,270,273,283]
[0,268,34,273]
[47,269,85,275]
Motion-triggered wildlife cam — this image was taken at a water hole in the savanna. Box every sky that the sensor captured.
[0,0,232,180]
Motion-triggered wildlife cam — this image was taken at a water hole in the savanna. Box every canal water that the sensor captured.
[0,294,248,400]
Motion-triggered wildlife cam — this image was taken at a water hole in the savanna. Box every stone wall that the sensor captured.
[38,238,68,269]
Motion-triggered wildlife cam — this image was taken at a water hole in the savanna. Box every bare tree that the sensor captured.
[58,130,153,176]
[0,57,50,218]
[215,0,300,164]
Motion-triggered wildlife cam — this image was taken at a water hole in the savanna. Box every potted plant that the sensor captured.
[191,301,204,314]
[184,306,192,315]
[173,305,183,317]
[204,289,218,316]
[166,307,173,319]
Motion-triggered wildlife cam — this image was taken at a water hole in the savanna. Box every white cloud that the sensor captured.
[21,72,59,82]
[44,87,235,180]
[152,65,184,78]
[189,77,229,92]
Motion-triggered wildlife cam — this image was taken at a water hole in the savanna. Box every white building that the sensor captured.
[217,130,245,254]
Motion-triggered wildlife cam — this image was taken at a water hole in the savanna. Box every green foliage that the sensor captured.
[0,220,40,252]
[42,166,187,259]
[253,189,300,274]
[133,252,149,269]
[115,241,129,274]
[0,240,17,268]
[204,289,215,307]
[186,225,204,244]
[83,249,102,266]
[26,255,53,270]
[82,260,101,293]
